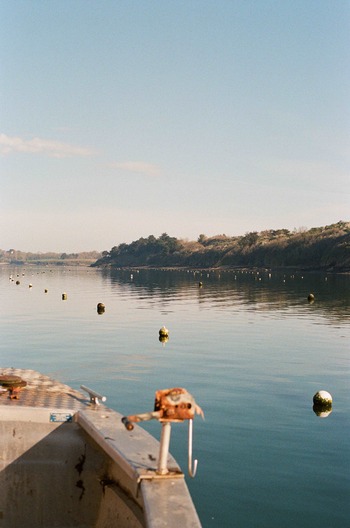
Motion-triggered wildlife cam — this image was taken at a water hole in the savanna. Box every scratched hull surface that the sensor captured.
[0,368,201,528]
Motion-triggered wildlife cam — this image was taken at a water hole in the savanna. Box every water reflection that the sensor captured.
[1,265,349,528]
[102,269,350,326]
[313,405,332,418]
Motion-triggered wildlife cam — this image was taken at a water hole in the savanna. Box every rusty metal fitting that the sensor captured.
[121,388,204,478]
[121,387,203,430]
[0,375,27,399]
[154,387,204,422]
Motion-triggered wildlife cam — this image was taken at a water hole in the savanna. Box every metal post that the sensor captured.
[157,421,172,475]
[188,418,198,478]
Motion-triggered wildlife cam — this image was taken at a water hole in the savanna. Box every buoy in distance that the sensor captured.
[62,293,67,300]
[308,293,315,302]
[313,390,332,417]
[159,326,169,338]
[97,302,105,314]
[313,390,332,406]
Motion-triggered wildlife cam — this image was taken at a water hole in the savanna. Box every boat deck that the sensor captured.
[0,367,89,410]
[0,368,202,528]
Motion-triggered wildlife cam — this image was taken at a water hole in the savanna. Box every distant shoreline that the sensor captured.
[2,262,348,274]
[2,221,349,273]
[95,264,350,274]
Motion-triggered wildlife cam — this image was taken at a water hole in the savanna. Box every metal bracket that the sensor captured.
[138,470,184,482]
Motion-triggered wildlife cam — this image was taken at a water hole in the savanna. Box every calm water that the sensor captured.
[1,266,349,527]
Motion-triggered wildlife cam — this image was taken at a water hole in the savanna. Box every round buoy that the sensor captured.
[199,282,203,287]
[159,326,169,338]
[97,302,105,314]
[16,280,20,285]
[313,390,332,417]
[62,293,67,300]
[308,293,315,302]
[44,289,48,293]
[29,283,33,288]
[313,390,332,406]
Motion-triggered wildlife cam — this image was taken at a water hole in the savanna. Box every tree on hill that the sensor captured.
[92,221,350,271]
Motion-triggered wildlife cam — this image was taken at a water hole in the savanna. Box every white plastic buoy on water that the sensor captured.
[313,390,332,418]
[159,326,169,338]
[313,390,332,406]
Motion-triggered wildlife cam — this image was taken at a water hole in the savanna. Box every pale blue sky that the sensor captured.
[1,1,349,252]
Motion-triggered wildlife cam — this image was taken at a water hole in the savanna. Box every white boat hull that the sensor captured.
[0,368,201,528]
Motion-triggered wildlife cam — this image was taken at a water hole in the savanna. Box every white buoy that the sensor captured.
[313,390,332,406]
[313,390,332,417]
[159,326,169,338]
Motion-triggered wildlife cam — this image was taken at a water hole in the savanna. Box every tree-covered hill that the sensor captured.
[92,221,350,271]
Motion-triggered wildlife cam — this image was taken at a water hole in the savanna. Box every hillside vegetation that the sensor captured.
[93,221,350,271]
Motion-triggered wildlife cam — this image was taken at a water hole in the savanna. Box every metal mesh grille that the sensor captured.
[0,367,88,410]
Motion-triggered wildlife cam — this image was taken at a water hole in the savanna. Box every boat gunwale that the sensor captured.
[0,368,202,528]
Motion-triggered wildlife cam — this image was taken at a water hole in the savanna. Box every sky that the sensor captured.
[1,0,349,253]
